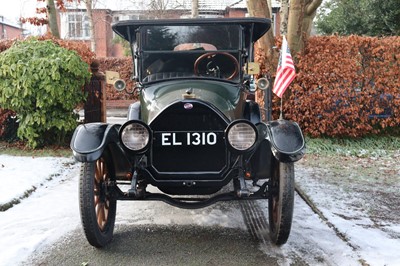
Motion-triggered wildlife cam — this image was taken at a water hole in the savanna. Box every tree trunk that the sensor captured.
[267,0,272,18]
[302,0,321,37]
[287,0,322,56]
[192,0,199,18]
[246,0,278,68]
[46,0,60,38]
[287,0,304,55]
[84,0,96,53]
[279,0,289,36]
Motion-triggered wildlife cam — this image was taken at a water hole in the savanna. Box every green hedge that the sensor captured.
[0,39,90,147]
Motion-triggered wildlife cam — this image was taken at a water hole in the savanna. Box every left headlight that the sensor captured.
[226,120,258,152]
[119,121,151,153]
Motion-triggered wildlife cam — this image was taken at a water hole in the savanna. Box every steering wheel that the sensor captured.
[194,52,239,80]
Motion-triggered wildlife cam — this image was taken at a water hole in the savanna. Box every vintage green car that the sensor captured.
[71,18,305,248]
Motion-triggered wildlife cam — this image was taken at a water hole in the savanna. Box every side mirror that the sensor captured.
[114,79,126,91]
[106,71,126,92]
[256,77,270,91]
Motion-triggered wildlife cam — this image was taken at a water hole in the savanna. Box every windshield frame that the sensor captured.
[136,23,245,85]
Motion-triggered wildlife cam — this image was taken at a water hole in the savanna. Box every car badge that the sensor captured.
[184,103,193,110]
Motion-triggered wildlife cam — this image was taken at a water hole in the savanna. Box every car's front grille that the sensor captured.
[150,101,228,174]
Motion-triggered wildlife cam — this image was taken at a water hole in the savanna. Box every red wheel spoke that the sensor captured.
[94,196,100,206]
[97,203,105,229]
[95,161,101,179]
[95,157,111,231]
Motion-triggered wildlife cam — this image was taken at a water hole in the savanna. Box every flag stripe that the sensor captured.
[276,67,295,88]
[273,37,296,98]
[274,68,295,98]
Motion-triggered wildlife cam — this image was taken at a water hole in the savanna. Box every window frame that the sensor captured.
[66,12,90,40]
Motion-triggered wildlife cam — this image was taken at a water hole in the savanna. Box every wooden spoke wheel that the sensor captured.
[268,160,295,245]
[80,153,116,248]
[94,158,111,231]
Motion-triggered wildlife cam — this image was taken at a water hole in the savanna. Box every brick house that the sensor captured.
[60,9,115,57]
[59,0,281,57]
[0,16,24,39]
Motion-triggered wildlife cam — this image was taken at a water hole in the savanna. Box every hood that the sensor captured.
[140,80,243,123]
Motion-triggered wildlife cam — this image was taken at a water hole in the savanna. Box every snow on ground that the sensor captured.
[295,157,400,266]
[0,155,80,266]
[0,154,399,266]
[323,210,400,265]
[0,156,72,206]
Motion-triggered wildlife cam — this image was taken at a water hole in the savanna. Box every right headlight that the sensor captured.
[119,121,151,153]
[226,120,258,152]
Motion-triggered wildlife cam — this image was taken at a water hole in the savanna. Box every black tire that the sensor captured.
[268,160,295,245]
[79,153,117,248]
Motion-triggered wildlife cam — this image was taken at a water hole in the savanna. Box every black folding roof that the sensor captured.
[112,17,271,44]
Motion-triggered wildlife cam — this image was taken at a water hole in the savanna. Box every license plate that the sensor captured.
[154,131,223,146]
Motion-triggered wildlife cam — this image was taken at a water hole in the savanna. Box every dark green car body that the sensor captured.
[70,17,306,248]
[71,17,305,204]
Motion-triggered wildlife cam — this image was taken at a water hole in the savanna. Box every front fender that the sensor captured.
[70,123,121,162]
[258,119,305,163]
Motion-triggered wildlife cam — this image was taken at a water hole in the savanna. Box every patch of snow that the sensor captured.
[116,185,246,229]
[296,162,400,266]
[0,155,72,205]
[323,211,400,265]
[0,156,80,266]
[257,195,361,266]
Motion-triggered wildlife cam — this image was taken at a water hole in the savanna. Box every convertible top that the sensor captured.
[112,17,271,44]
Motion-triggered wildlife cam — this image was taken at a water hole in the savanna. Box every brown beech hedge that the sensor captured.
[96,57,136,101]
[282,35,400,137]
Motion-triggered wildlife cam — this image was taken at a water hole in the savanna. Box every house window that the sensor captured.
[1,27,6,39]
[67,13,90,39]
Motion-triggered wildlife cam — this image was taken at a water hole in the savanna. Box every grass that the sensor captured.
[301,135,400,187]
[305,135,400,157]
[0,141,71,157]
[0,186,37,212]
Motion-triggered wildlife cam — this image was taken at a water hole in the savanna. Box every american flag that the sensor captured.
[273,36,296,98]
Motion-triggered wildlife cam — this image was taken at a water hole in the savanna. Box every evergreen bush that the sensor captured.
[0,39,91,147]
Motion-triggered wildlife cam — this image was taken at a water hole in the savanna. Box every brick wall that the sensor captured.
[0,24,23,39]
[92,9,113,57]
[225,8,247,18]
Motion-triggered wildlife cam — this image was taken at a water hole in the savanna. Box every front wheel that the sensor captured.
[268,160,295,245]
[79,154,117,248]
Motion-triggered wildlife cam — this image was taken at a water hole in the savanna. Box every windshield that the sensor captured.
[142,25,240,50]
[139,25,242,83]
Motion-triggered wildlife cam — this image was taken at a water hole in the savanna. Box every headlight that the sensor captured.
[120,121,151,152]
[226,120,257,152]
